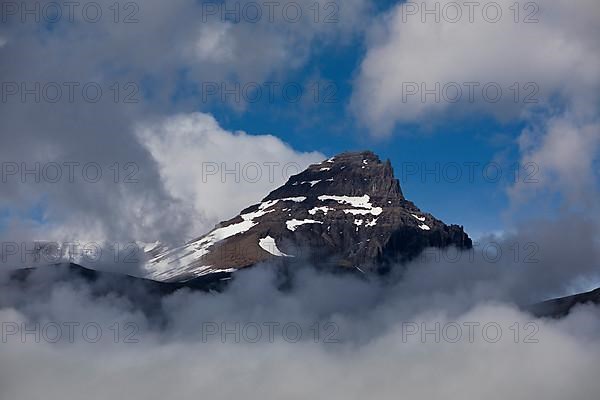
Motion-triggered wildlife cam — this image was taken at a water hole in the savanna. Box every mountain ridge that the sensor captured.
[6,263,598,320]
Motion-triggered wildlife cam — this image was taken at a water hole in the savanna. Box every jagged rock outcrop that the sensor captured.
[144,151,472,282]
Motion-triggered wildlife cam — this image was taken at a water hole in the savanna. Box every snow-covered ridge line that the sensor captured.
[144,197,308,280]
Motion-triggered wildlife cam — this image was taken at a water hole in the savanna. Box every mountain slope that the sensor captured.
[144,151,472,282]
[5,263,597,321]
[529,287,600,318]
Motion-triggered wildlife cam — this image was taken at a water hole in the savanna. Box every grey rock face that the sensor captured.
[144,151,472,282]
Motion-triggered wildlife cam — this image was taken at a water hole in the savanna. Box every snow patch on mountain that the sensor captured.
[318,195,383,216]
[286,219,323,232]
[412,214,426,222]
[259,236,293,257]
[366,218,378,227]
[318,195,372,208]
[309,206,332,215]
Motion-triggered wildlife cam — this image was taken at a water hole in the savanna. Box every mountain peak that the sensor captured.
[143,151,471,282]
[265,150,403,203]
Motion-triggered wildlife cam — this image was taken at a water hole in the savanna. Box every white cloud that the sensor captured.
[510,114,600,206]
[190,23,236,63]
[2,256,600,399]
[136,112,324,236]
[178,0,370,85]
[352,0,600,134]
[3,304,600,400]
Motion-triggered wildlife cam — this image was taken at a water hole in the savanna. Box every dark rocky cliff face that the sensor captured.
[144,151,472,282]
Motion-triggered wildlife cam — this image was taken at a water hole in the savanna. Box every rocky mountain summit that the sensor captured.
[144,151,472,282]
